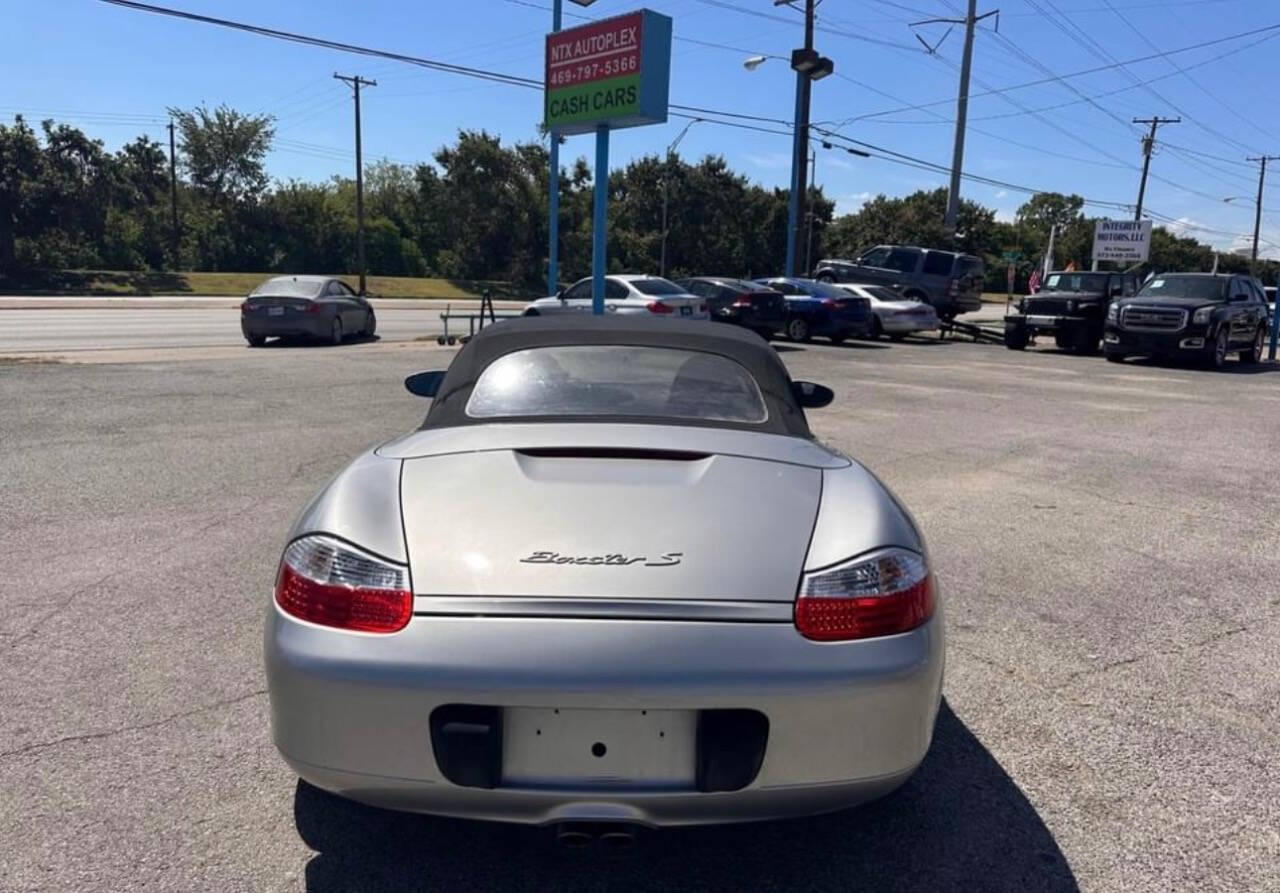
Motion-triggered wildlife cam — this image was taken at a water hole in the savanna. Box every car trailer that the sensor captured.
[436,290,523,345]
[937,318,1006,345]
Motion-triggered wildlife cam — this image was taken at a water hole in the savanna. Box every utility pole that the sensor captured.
[805,144,817,275]
[783,0,832,277]
[911,4,998,239]
[1246,155,1280,272]
[167,119,179,266]
[1132,116,1179,222]
[334,73,377,294]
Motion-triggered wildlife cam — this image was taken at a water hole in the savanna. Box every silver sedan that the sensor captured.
[265,316,943,831]
[836,282,939,340]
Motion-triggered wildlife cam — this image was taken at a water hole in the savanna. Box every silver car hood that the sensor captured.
[392,424,843,602]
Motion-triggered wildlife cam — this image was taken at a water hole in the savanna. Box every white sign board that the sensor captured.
[1092,218,1152,263]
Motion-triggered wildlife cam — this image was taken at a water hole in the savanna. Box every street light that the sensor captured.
[743,38,835,277]
[660,118,701,278]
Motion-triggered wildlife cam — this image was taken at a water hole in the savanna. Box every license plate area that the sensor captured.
[502,707,696,790]
[268,306,285,316]
[680,305,692,316]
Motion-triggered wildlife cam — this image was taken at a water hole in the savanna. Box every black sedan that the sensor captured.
[754,277,873,344]
[240,276,376,346]
[674,277,786,339]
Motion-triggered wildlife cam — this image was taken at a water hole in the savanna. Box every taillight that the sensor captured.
[732,294,753,308]
[274,534,411,633]
[647,301,674,314]
[821,298,838,308]
[240,301,250,313]
[304,303,323,314]
[795,548,933,641]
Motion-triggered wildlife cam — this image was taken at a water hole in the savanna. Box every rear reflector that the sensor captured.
[795,548,933,641]
[275,534,411,633]
[647,301,674,314]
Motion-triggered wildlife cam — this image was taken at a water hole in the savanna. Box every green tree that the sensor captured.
[168,104,274,205]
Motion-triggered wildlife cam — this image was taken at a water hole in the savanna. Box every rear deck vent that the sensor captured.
[516,448,710,461]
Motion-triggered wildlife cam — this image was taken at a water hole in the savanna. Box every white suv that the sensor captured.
[525,274,708,320]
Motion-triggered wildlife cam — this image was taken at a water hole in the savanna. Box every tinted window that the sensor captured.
[885,248,919,273]
[628,278,687,296]
[955,257,984,277]
[251,278,324,298]
[921,251,953,276]
[465,346,768,423]
[605,279,629,300]
[859,247,891,267]
[1138,276,1227,300]
[564,280,592,300]
[761,279,797,294]
[1044,272,1110,292]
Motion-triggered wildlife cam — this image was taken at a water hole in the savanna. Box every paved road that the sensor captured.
[0,304,1009,354]
[3,337,1277,891]
[0,306,499,352]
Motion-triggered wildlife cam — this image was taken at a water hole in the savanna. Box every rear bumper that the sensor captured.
[880,313,938,334]
[810,314,872,337]
[265,606,944,826]
[717,308,785,334]
[242,315,326,339]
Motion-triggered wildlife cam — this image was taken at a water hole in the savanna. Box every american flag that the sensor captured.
[1028,267,1042,293]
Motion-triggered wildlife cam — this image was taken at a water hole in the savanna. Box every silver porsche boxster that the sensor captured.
[265,316,944,829]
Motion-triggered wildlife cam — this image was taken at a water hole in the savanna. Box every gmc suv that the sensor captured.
[1104,272,1270,369]
[813,245,984,319]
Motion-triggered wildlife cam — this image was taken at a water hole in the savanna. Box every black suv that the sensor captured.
[1004,270,1138,355]
[812,245,984,319]
[1104,272,1270,368]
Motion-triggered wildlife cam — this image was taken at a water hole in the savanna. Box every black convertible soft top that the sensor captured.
[421,316,813,437]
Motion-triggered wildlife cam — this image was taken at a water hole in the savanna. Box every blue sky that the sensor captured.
[7,0,1280,256]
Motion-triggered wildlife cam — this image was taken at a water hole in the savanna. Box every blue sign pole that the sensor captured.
[592,124,610,315]
[784,71,803,278]
[547,0,562,298]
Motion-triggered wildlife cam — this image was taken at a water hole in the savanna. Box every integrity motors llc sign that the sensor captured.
[544,9,672,135]
[1093,218,1153,263]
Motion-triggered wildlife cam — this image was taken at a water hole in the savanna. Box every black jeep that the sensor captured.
[1004,270,1138,355]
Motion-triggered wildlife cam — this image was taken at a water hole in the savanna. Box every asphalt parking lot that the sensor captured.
[3,331,1278,892]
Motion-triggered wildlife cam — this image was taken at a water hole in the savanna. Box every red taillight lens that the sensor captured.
[795,548,934,641]
[240,301,251,313]
[304,303,323,314]
[732,294,753,308]
[274,535,411,633]
[647,301,674,314]
[821,298,838,308]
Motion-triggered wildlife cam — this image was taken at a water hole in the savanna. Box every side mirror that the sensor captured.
[404,370,446,398]
[792,380,834,409]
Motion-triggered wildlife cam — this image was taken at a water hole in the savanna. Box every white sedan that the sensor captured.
[525,274,709,320]
[835,283,938,340]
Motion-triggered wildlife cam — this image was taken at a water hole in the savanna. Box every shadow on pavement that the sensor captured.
[294,701,1077,893]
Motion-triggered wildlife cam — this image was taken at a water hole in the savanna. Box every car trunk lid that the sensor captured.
[397,431,825,602]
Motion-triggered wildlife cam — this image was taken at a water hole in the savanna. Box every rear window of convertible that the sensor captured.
[464,345,769,424]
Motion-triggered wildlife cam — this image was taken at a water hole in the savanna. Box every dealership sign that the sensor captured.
[1092,218,1153,263]
[544,10,672,135]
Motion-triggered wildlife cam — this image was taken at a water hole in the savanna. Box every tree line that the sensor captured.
[1,105,1272,292]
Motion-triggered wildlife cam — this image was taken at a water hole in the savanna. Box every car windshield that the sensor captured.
[1137,276,1227,300]
[629,278,688,296]
[1043,273,1110,293]
[465,346,768,423]
[250,277,324,298]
